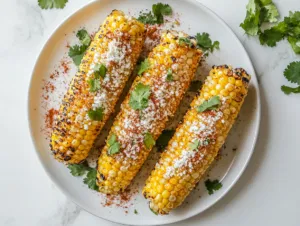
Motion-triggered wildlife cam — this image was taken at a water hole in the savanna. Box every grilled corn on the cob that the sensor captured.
[143,65,251,214]
[96,31,203,194]
[50,10,145,163]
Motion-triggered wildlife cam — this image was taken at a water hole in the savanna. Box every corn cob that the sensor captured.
[143,65,251,214]
[96,31,203,194]
[50,10,145,163]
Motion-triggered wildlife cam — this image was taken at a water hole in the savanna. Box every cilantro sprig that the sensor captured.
[196,33,220,53]
[240,0,279,36]
[68,29,91,66]
[259,11,300,53]
[137,3,172,25]
[144,132,155,149]
[166,69,173,81]
[107,134,120,155]
[205,179,223,195]
[38,0,68,9]
[83,168,99,191]
[138,59,151,75]
[196,96,221,112]
[129,83,151,110]
[88,107,104,121]
[67,163,98,191]
[281,61,300,95]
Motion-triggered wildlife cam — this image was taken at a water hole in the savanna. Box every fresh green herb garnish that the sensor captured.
[189,140,200,151]
[196,96,221,112]
[83,168,99,191]
[88,107,104,121]
[284,61,300,84]
[107,134,120,155]
[68,45,87,66]
[254,9,300,53]
[38,0,68,9]
[129,83,151,110]
[88,79,101,92]
[166,68,173,81]
[189,81,203,92]
[281,85,300,94]
[281,61,300,94]
[203,138,211,146]
[68,163,91,176]
[240,0,279,36]
[138,59,151,75]
[94,63,107,79]
[259,21,287,47]
[149,207,158,215]
[144,132,155,149]
[196,33,220,52]
[156,130,175,151]
[137,3,172,25]
[134,209,138,214]
[205,179,223,195]
[68,29,91,66]
[68,163,98,191]
[179,37,192,47]
[77,29,91,46]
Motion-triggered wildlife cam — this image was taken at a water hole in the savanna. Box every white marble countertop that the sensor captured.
[1,0,300,225]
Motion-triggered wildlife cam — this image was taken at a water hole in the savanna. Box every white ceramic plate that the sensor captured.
[28,0,260,225]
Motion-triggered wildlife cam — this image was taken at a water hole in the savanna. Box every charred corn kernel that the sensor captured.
[143,65,251,215]
[97,31,203,194]
[50,10,145,163]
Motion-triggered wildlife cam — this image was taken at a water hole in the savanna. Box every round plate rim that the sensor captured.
[27,0,261,225]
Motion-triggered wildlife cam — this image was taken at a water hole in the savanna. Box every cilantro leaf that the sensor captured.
[156,130,175,151]
[259,21,287,47]
[137,3,172,25]
[263,3,279,23]
[166,68,173,81]
[38,0,68,9]
[68,45,87,66]
[68,164,90,176]
[179,37,192,47]
[287,37,300,54]
[150,207,158,215]
[240,0,279,35]
[137,12,157,25]
[129,83,151,110]
[284,61,300,85]
[281,85,300,94]
[83,168,99,191]
[76,29,91,46]
[205,179,223,195]
[240,0,261,36]
[138,59,151,75]
[196,96,221,112]
[88,79,101,92]
[188,81,203,92]
[94,64,107,78]
[134,209,138,214]
[88,107,104,121]
[107,134,120,155]
[189,140,200,151]
[144,132,155,149]
[196,33,220,52]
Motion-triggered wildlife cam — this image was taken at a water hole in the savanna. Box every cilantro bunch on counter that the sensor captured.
[260,11,300,53]
[38,0,68,9]
[240,0,279,36]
